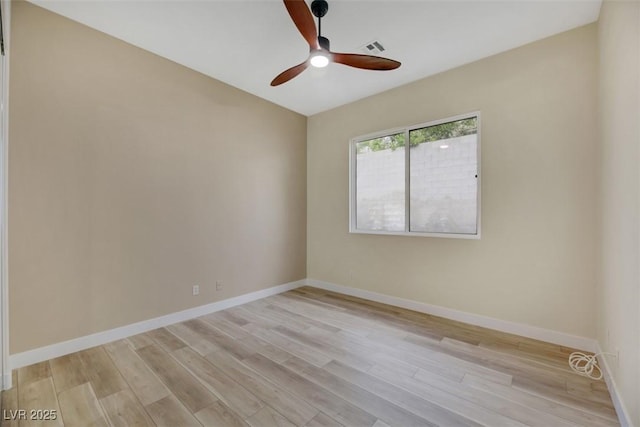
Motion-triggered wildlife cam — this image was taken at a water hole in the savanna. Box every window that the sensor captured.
[349,112,480,238]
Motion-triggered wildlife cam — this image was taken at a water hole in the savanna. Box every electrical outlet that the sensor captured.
[216,280,223,291]
[192,285,199,296]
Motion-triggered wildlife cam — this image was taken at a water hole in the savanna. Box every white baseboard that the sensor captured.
[8,279,306,371]
[7,278,601,386]
[597,343,634,427]
[306,279,598,352]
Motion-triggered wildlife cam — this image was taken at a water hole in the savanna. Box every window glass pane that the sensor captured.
[409,117,477,234]
[355,133,405,232]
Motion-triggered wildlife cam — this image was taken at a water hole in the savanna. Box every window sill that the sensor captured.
[348,228,481,240]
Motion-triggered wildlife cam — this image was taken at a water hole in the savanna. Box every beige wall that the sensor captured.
[9,1,307,354]
[597,0,640,424]
[308,25,599,338]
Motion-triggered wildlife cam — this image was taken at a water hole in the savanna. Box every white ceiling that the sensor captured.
[29,0,601,116]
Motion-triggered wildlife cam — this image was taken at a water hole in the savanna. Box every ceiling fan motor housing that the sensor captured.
[318,35,330,51]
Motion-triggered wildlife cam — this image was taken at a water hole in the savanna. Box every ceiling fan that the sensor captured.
[271,0,401,86]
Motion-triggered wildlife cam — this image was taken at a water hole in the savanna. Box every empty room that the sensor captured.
[0,0,638,426]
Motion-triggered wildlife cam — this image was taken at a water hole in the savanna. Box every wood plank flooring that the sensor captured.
[1,287,620,426]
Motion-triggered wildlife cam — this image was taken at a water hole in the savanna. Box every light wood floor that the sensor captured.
[1,287,620,427]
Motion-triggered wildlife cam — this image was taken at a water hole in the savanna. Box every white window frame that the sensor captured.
[349,111,481,239]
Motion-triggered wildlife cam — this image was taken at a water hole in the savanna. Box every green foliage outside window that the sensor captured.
[356,118,477,154]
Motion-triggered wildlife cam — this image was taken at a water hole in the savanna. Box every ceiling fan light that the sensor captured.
[310,51,330,68]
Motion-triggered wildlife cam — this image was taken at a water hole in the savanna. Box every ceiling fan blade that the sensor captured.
[271,60,309,86]
[332,52,401,71]
[283,0,320,49]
